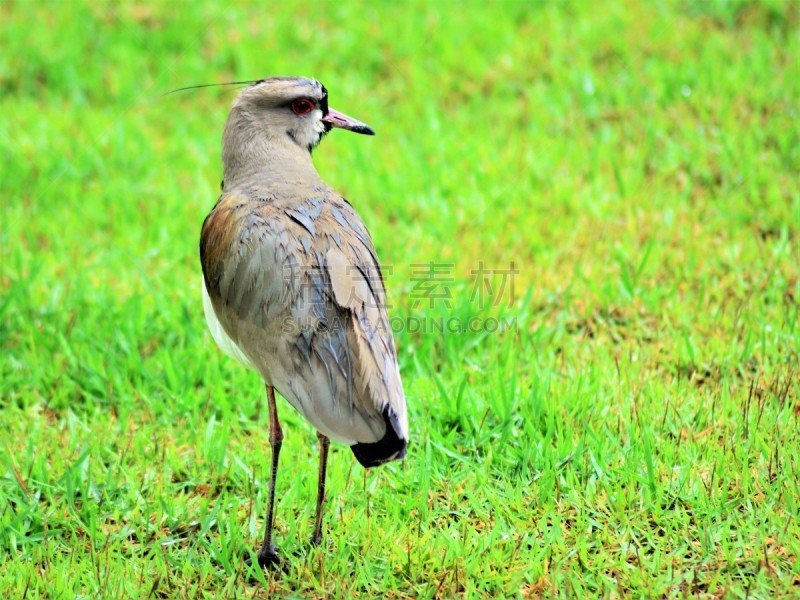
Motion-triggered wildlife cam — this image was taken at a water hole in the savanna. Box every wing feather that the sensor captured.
[200,190,407,445]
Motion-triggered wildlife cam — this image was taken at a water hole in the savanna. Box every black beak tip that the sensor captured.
[355,125,376,136]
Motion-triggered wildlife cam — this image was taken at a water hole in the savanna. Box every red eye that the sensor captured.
[291,98,315,115]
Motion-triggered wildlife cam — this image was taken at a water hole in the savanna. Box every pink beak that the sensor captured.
[322,108,375,135]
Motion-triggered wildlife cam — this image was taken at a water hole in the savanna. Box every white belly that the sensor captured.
[202,279,257,370]
[201,279,361,445]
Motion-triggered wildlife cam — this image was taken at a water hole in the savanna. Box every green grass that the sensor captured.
[2,0,799,596]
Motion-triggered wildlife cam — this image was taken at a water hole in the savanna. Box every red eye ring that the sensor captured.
[291,98,315,115]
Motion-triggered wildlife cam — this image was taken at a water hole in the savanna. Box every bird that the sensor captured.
[199,76,408,569]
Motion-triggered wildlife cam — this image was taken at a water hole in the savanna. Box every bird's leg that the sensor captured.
[256,384,283,568]
[310,431,330,546]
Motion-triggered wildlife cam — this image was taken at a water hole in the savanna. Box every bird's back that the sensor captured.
[200,183,407,467]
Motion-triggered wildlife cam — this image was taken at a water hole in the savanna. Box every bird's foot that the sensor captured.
[245,544,282,570]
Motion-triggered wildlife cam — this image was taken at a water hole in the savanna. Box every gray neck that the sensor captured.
[221,109,323,191]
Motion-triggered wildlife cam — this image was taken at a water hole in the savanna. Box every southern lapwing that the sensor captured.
[199,77,408,568]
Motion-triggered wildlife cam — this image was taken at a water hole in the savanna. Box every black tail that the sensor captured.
[351,407,407,468]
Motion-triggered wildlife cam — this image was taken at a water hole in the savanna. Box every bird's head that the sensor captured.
[226,77,374,155]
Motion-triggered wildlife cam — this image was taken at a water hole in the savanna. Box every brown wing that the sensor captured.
[200,190,407,456]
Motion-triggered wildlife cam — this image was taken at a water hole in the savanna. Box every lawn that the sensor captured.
[1,0,799,597]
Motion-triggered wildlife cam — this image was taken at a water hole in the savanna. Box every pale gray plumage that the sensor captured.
[199,76,407,568]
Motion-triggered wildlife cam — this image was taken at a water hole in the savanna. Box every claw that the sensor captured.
[244,545,283,572]
[257,547,282,569]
